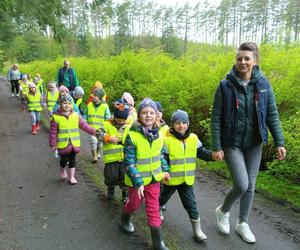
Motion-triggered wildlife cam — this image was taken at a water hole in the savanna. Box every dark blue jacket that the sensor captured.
[211,65,284,150]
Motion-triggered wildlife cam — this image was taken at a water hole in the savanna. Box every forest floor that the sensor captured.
[0,77,299,250]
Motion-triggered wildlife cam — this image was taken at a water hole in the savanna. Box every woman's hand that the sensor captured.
[212,151,224,161]
[137,185,144,199]
[277,146,286,160]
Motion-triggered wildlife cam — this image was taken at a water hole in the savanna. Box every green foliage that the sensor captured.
[7,44,299,187]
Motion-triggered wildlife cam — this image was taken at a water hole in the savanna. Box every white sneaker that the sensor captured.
[16,93,19,97]
[216,205,230,234]
[11,93,15,97]
[235,222,256,243]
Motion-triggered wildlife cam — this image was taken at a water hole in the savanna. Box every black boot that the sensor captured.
[121,211,135,233]
[107,186,115,200]
[150,227,169,250]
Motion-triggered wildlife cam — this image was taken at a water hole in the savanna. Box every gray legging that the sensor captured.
[222,143,263,222]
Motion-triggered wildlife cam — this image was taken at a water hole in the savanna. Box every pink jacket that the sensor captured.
[49,110,95,155]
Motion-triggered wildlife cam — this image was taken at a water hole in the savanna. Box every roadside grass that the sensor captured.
[201,161,300,211]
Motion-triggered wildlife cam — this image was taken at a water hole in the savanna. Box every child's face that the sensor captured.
[139,107,157,129]
[173,121,188,135]
[92,96,100,104]
[114,118,126,126]
[48,85,55,91]
[59,90,69,96]
[61,101,72,112]
[29,87,36,93]
[155,111,162,123]
[74,93,83,99]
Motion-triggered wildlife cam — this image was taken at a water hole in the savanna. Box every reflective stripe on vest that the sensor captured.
[47,91,59,111]
[164,133,198,186]
[27,93,42,111]
[87,102,107,129]
[102,121,130,164]
[124,131,164,187]
[53,113,80,149]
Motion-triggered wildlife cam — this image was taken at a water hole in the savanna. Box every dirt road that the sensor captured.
[0,77,299,250]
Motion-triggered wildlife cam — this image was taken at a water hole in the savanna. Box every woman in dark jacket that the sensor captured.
[211,42,286,243]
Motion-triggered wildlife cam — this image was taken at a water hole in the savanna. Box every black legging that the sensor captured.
[10,80,19,94]
[60,152,76,168]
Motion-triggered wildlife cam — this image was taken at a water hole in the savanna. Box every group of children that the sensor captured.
[16,75,220,250]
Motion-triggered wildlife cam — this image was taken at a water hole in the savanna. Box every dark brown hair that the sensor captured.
[237,42,260,64]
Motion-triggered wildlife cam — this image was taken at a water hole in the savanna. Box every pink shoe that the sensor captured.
[59,168,67,179]
[68,168,77,185]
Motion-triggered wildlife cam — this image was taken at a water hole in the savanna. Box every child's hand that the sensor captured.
[51,146,56,151]
[212,151,224,161]
[162,172,170,181]
[109,136,120,144]
[137,185,144,199]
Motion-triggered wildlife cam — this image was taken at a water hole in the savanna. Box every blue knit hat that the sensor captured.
[113,98,129,119]
[171,110,189,125]
[155,101,163,113]
[138,98,158,114]
[59,93,73,103]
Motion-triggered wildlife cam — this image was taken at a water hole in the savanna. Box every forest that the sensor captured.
[1,0,299,207]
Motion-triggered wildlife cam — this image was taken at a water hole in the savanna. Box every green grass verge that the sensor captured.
[202,161,300,211]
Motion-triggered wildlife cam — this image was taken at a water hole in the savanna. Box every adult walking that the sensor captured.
[7,64,21,97]
[211,42,286,243]
[57,60,79,91]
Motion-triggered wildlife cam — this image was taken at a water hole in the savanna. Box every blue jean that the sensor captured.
[30,111,40,125]
[222,144,263,222]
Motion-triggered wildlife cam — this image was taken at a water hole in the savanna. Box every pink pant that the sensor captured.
[124,182,161,227]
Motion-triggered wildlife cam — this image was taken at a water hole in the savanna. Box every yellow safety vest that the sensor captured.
[102,121,131,164]
[47,91,59,112]
[27,92,42,111]
[52,113,80,149]
[87,102,108,129]
[124,131,164,187]
[164,133,198,186]
[126,109,137,125]
[159,124,169,138]
[19,80,29,96]
[76,98,82,107]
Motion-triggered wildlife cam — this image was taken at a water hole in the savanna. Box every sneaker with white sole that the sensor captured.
[11,93,15,97]
[16,93,19,97]
[216,205,230,234]
[235,222,256,243]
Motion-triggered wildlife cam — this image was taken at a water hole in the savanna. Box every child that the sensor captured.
[155,101,169,137]
[46,81,59,115]
[98,99,131,201]
[86,81,106,105]
[121,98,169,250]
[26,83,42,135]
[159,110,218,242]
[71,86,85,116]
[49,94,98,185]
[52,85,80,115]
[86,88,111,162]
[18,74,30,111]
[122,92,137,125]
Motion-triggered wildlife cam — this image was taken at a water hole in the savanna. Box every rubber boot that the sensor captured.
[59,167,67,179]
[91,149,98,163]
[36,121,40,130]
[32,125,37,135]
[121,211,135,233]
[97,147,101,159]
[150,227,169,250]
[68,168,77,185]
[190,217,207,241]
[121,189,128,205]
[107,186,115,200]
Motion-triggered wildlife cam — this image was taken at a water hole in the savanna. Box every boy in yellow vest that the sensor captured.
[49,94,97,185]
[86,88,111,163]
[46,81,59,115]
[98,98,131,201]
[121,98,170,250]
[19,74,30,111]
[26,83,42,135]
[159,110,219,242]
